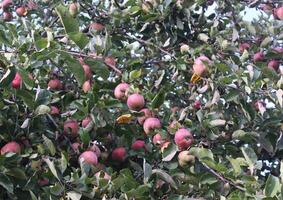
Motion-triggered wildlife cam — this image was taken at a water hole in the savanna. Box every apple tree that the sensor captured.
[0,0,283,199]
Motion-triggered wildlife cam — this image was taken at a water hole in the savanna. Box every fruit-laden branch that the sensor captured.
[200,162,246,192]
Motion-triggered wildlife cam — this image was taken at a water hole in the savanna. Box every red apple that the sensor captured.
[38,178,49,186]
[239,43,250,54]
[253,52,264,62]
[167,120,182,134]
[272,47,283,54]
[95,171,111,180]
[174,128,194,150]
[268,60,280,71]
[64,119,79,136]
[72,142,81,152]
[131,140,145,150]
[127,93,145,111]
[193,55,211,76]
[88,143,101,157]
[111,147,126,162]
[90,22,105,31]
[3,11,12,21]
[82,116,92,128]
[105,56,116,66]
[254,100,266,111]
[1,0,12,10]
[137,108,154,125]
[79,151,98,165]
[152,133,167,146]
[82,64,92,80]
[193,100,201,109]
[114,83,129,100]
[160,141,171,153]
[178,150,195,167]
[11,72,22,89]
[82,80,92,93]
[50,106,60,115]
[1,141,21,155]
[16,7,27,17]
[143,117,161,134]
[48,79,62,90]
[259,3,273,12]
[69,3,78,17]
[275,7,283,20]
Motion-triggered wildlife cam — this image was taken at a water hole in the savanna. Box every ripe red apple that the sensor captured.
[174,128,194,150]
[95,171,111,180]
[1,141,21,155]
[38,178,49,186]
[82,80,92,93]
[90,22,105,31]
[11,72,22,89]
[178,150,195,167]
[152,133,167,146]
[127,93,145,111]
[82,116,92,128]
[50,106,60,115]
[131,140,145,150]
[275,7,283,20]
[16,7,27,17]
[88,143,101,157]
[69,3,78,17]
[79,151,98,165]
[82,64,92,80]
[160,141,171,153]
[64,119,79,136]
[193,100,201,109]
[254,100,266,111]
[253,52,264,62]
[71,142,81,152]
[114,83,129,100]
[111,147,126,162]
[268,60,280,71]
[193,55,211,76]
[48,79,62,90]
[1,0,12,10]
[143,117,161,134]
[3,11,12,21]
[239,43,250,54]
[137,108,154,125]
[273,47,283,54]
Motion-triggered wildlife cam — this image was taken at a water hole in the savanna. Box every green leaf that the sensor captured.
[17,90,35,109]
[35,105,51,116]
[79,130,91,145]
[43,157,60,181]
[152,169,177,190]
[35,89,52,106]
[5,168,27,180]
[189,147,214,161]
[151,88,166,109]
[143,160,152,184]
[42,135,56,156]
[85,58,110,80]
[241,146,257,173]
[162,143,178,162]
[0,30,12,46]
[0,67,16,87]
[29,190,38,200]
[129,69,142,81]
[260,36,272,47]
[17,67,34,90]
[232,130,258,141]
[264,175,280,197]
[60,152,68,174]
[68,32,90,50]
[0,173,14,194]
[67,191,82,200]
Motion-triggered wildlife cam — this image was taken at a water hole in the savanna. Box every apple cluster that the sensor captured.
[1,0,27,21]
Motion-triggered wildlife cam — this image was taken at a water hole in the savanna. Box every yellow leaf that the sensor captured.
[116,114,133,124]
[190,73,201,83]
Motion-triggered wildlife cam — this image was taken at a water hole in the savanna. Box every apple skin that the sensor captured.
[69,3,78,17]
[38,178,49,186]
[178,151,195,167]
[1,141,21,155]
[71,142,81,152]
[79,151,98,165]
[193,100,201,109]
[90,22,104,31]
[131,140,145,150]
[193,55,211,76]
[88,144,101,157]
[273,47,283,54]
[254,100,266,111]
[114,83,129,100]
[275,7,283,20]
[105,56,116,66]
[253,52,264,62]
[82,80,92,93]
[82,64,92,80]
[152,133,167,146]
[64,120,79,136]
[268,60,280,71]
[48,79,62,90]
[3,11,12,21]
[111,147,126,162]
[174,128,194,150]
[239,43,250,54]
[127,93,145,111]
[95,171,111,180]
[50,106,60,115]
[16,7,27,17]
[137,108,154,125]
[12,72,22,89]
[143,117,161,134]
[1,0,12,11]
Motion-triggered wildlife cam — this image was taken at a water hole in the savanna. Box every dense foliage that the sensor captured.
[0,0,283,199]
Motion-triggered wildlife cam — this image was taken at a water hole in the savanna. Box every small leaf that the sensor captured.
[129,69,142,81]
[143,159,152,184]
[0,67,16,87]
[67,191,82,200]
[209,119,226,127]
[152,169,177,189]
[43,157,60,181]
[198,33,209,42]
[260,36,272,47]
[35,105,51,116]
[151,89,166,109]
[162,143,178,162]
[0,173,13,194]
[116,114,133,124]
[264,175,280,197]
[42,135,56,156]
[241,146,257,174]
[29,190,38,200]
